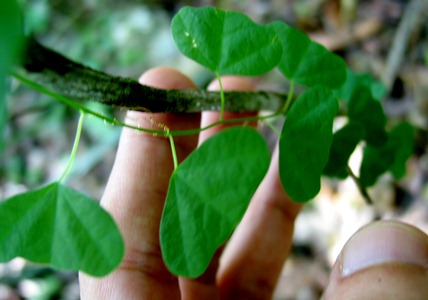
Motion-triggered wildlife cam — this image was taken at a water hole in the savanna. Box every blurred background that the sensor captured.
[1,0,427,299]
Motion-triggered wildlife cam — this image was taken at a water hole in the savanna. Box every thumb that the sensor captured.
[323,220,428,300]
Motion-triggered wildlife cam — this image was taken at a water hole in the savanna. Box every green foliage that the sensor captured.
[269,21,347,88]
[388,123,415,179]
[160,127,270,277]
[323,123,364,178]
[171,6,282,76]
[335,68,387,101]
[360,122,414,187]
[0,182,124,276]
[321,67,399,183]
[348,86,387,146]
[279,87,338,202]
[0,0,24,152]
[1,5,416,280]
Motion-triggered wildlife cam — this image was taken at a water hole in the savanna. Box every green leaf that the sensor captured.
[0,0,24,153]
[269,21,346,88]
[323,122,364,178]
[0,182,124,276]
[171,6,282,75]
[160,127,270,278]
[360,145,394,187]
[335,68,387,101]
[279,87,338,202]
[359,122,414,187]
[360,146,393,188]
[389,123,414,179]
[348,86,387,146]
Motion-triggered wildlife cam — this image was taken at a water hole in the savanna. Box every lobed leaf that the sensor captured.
[171,6,282,75]
[360,122,414,187]
[348,86,387,146]
[160,127,270,278]
[269,21,347,88]
[0,182,124,276]
[279,87,338,202]
[323,122,364,178]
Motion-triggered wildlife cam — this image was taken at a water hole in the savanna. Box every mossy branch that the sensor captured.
[19,37,288,113]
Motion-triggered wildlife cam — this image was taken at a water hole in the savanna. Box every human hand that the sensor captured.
[79,67,428,299]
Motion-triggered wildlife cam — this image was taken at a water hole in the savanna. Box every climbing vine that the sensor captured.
[0,3,414,278]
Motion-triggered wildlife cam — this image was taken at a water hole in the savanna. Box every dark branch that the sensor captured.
[19,37,288,113]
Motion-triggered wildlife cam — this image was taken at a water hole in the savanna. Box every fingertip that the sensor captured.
[139,67,197,90]
[207,76,255,92]
[127,67,197,126]
[324,221,428,299]
[340,221,428,277]
[125,67,200,141]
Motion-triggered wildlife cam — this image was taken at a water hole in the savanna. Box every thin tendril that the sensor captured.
[59,111,85,182]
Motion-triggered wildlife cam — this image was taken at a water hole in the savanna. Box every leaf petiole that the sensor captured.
[263,118,281,137]
[216,73,225,121]
[282,81,295,114]
[59,111,85,182]
[169,133,178,170]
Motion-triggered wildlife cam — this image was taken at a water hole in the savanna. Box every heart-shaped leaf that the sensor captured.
[0,182,124,276]
[160,127,270,278]
[279,87,338,202]
[269,21,346,88]
[171,6,282,75]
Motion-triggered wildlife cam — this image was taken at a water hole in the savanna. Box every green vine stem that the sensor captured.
[59,111,85,182]
[20,37,290,114]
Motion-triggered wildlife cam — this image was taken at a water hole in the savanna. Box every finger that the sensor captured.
[217,145,303,299]
[179,76,257,299]
[323,220,428,300]
[198,76,257,145]
[79,67,200,299]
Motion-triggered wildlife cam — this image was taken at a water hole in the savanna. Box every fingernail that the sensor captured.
[340,221,428,277]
